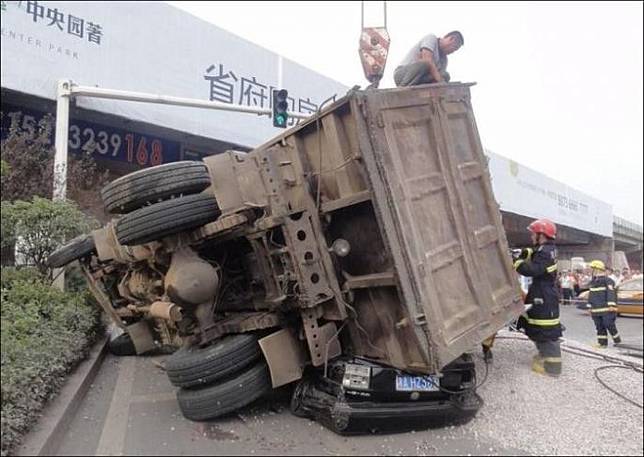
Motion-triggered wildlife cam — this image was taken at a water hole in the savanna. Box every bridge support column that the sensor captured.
[558,236,614,268]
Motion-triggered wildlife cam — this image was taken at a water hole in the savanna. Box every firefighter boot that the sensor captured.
[531,356,546,375]
[594,335,609,349]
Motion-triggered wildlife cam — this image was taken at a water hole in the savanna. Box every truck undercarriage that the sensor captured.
[48,83,522,433]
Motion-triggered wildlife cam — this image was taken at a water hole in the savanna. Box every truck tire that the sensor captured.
[176,362,272,421]
[46,234,96,268]
[115,193,221,246]
[101,161,211,214]
[165,334,261,388]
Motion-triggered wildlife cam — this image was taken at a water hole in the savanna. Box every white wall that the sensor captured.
[1,1,348,148]
[486,150,613,237]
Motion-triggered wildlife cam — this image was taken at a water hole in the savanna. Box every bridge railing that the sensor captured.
[613,216,643,241]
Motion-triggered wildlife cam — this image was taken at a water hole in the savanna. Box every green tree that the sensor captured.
[1,198,96,275]
[0,111,110,217]
[1,110,110,267]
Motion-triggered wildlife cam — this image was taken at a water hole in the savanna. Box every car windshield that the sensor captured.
[619,277,643,291]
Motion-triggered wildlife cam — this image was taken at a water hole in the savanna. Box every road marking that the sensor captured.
[130,392,177,404]
[95,356,136,456]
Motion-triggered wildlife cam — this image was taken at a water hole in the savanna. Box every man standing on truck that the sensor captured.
[587,260,622,348]
[513,219,563,377]
[394,31,464,87]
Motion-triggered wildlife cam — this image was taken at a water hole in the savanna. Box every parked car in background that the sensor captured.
[614,275,643,316]
[575,275,643,316]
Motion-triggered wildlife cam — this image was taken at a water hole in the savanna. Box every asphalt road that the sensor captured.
[54,354,524,457]
[51,308,642,456]
[558,303,643,348]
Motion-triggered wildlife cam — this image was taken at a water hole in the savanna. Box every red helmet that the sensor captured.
[527,218,557,239]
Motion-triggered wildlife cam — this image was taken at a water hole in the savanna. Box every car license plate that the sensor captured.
[395,375,439,392]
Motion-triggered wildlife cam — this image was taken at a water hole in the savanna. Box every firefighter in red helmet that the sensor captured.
[514,218,562,376]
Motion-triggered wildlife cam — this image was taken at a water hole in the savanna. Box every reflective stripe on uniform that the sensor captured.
[546,265,557,273]
[590,307,612,313]
[590,287,606,292]
[597,335,608,339]
[607,302,617,306]
[543,357,562,363]
[514,259,524,270]
[526,317,560,326]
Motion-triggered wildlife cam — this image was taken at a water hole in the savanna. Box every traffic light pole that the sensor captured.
[51,80,72,290]
[66,82,311,120]
[53,79,311,203]
[54,79,311,198]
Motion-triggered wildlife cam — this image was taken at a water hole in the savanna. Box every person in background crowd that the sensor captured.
[616,269,624,284]
[609,268,622,286]
[573,270,582,297]
[580,269,592,292]
[560,270,575,305]
[622,269,632,281]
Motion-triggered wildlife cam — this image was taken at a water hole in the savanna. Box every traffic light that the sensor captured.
[272,89,289,128]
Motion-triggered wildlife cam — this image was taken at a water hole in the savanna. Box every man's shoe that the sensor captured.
[592,343,607,349]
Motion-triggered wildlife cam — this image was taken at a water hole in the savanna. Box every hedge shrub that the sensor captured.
[0,278,102,456]
[0,267,44,289]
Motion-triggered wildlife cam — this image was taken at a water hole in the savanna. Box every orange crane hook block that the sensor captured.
[358,1,390,88]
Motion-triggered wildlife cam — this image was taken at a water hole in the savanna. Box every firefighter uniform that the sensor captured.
[588,275,622,347]
[514,241,562,376]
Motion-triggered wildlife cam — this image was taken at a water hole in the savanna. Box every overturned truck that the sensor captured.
[49,83,523,433]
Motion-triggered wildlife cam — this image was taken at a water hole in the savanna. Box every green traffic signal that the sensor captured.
[272,89,289,128]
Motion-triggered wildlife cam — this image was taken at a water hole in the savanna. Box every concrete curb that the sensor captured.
[15,335,110,457]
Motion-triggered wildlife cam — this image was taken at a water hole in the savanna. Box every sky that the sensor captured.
[167,1,643,224]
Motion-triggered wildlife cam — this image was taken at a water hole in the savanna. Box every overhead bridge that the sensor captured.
[486,151,642,269]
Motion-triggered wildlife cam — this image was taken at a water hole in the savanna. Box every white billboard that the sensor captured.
[486,150,613,237]
[0,1,348,148]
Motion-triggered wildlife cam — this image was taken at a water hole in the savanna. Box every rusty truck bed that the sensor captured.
[209,83,524,373]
